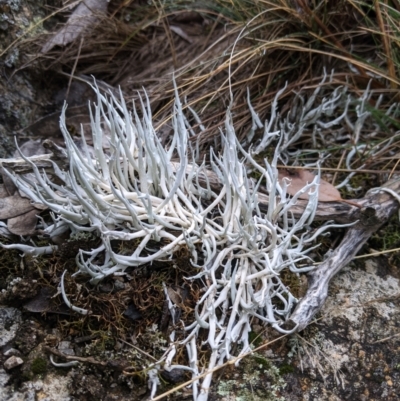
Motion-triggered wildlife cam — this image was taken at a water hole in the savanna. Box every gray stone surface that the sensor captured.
[0,369,73,401]
[0,307,22,347]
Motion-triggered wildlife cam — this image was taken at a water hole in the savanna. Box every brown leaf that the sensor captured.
[0,184,10,199]
[318,177,343,202]
[0,168,17,196]
[7,209,39,236]
[0,194,36,219]
[278,168,342,202]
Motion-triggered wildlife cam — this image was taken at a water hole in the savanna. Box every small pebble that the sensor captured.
[3,347,21,357]
[4,355,24,370]
[58,341,75,356]
[385,376,393,386]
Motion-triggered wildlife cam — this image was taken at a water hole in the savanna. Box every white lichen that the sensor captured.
[3,75,388,400]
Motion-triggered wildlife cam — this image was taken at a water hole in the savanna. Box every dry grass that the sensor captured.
[17,1,400,168]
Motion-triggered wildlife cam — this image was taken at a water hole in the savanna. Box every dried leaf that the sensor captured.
[278,168,342,202]
[23,287,54,313]
[14,139,46,158]
[24,287,71,315]
[0,184,10,198]
[7,208,39,236]
[318,177,343,202]
[0,194,36,219]
[41,0,108,54]
[0,168,17,196]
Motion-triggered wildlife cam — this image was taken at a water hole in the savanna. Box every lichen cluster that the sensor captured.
[2,73,392,400]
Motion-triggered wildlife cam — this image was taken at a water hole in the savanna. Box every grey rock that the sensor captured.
[58,341,75,356]
[3,347,21,357]
[0,307,22,347]
[4,355,23,370]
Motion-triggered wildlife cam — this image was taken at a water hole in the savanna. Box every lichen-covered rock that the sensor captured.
[274,260,400,400]
[0,306,22,347]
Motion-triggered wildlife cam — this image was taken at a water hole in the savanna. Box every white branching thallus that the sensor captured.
[3,72,374,400]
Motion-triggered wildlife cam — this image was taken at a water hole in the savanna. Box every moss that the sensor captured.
[279,270,303,299]
[340,172,377,199]
[31,356,47,375]
[253,354,272,370]
[279,363,295,375]
[248,330,264,348]
[21,371,33,382]
[83,331,117,357]
[368,214,400,268]
[370,215,400,250]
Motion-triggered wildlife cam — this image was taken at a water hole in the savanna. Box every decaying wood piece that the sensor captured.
[287,177,400,331]
[0,140,68,174]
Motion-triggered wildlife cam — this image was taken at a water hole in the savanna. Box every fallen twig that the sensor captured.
[44,346,107,366]
[287,178,400,331]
